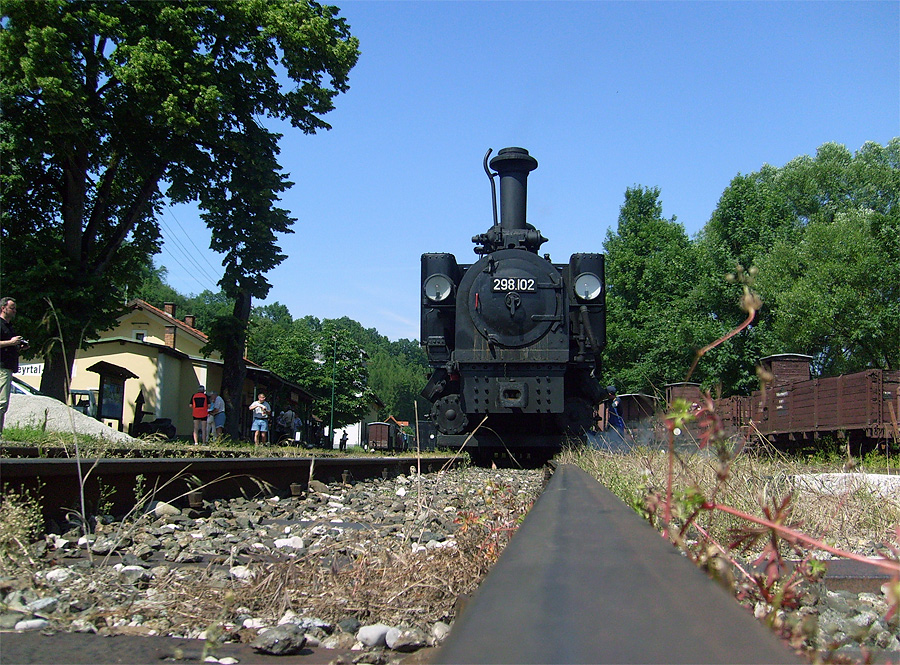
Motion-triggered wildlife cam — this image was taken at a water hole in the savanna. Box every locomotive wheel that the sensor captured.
[432,394,469,435]
[560,397,594,436]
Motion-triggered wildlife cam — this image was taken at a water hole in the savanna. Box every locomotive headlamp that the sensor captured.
[424,274,453,302]
[574,272,603,300]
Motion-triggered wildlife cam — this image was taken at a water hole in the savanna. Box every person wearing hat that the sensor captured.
[606,386,625,438]
[190,385,209,444]
[208,390,226,439]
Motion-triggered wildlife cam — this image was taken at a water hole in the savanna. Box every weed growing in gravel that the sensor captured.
[0,487,45,573]
[561,269,900,657]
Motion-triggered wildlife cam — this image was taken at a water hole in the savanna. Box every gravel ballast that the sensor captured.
[0,466,544,664]
[1,414,897,662]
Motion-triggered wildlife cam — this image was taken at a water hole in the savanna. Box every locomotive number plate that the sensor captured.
[492,277,536,293]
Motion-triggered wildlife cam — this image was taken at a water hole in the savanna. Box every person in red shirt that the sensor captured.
[189,385,209,444]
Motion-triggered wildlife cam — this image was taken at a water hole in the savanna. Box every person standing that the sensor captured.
[0,297,28,435]
[190,385,209,444]
[278,406,295,442]
[208,390,226,439]
[339,429,348,452]
[606,385,625,440]
[248,392,271,444]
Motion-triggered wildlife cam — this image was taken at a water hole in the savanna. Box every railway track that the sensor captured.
[0,452,460,530]
[436,463,804,664]
[1,453,896,664]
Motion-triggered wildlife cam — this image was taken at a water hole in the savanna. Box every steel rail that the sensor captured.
[0,455,458,527]
[435,463,802,664]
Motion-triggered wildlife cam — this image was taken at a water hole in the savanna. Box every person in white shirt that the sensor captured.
[248,393,271,444]
[208,391,226,438]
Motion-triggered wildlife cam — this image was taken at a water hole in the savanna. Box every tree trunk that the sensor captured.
[39,337,79,403]
[221,290,251,441]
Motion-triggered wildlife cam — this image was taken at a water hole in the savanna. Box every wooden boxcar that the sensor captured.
[364,421,407,452]
[665,356,899,452]
[749,368,900,448]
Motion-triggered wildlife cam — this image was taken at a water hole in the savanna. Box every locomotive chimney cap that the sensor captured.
[489,147,538,173]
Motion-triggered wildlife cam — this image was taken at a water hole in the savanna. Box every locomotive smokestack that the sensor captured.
[490,147,538,231]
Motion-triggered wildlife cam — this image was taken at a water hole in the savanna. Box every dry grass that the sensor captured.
[558,438,900,556]
[0,488,45,564]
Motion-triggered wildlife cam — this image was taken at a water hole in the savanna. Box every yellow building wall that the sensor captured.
[107,309,219,360]
[68,343,160,432]
[14,303,305,440]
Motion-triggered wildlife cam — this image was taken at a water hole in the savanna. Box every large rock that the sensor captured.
[7,394,137,443]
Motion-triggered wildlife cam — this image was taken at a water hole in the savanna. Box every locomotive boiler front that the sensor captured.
[420,147,606,450]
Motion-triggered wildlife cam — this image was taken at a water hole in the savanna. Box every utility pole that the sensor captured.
[329,335,337,449]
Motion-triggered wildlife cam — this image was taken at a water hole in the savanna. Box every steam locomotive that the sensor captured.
[420,147,607,455]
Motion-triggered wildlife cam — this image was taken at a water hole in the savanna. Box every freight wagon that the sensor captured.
[668,355,900,453]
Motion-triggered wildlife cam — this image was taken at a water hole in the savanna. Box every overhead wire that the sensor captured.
[156,207,222,294]
[163,206,222,280]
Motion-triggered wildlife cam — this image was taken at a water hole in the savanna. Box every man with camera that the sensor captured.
[0,297,28,435]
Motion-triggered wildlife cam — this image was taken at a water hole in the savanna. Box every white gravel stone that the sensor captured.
[386,626,428,651]
[242,617,267,629]
[273,536,305,550]
[356,622,391,647]
[45,567,74,584]
[116,565,150,585]
[431,621,452,643]
[149,500,181,517]
[70,619,97,633]
[229,565,255,580]
[15,618,50,631]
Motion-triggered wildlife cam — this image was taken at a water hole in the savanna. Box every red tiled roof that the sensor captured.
[127,299,267,367]
[127,299,208,343]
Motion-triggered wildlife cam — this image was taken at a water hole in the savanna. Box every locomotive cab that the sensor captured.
[420,148,606,454]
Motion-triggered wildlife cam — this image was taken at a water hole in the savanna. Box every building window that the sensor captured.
[134,331,146,342]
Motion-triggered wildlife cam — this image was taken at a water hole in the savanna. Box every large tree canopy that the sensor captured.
[697,139,900,385]
[602,139,899,397]
[0,0,359,401]
[756,208,899,374]
[602,186,705,394]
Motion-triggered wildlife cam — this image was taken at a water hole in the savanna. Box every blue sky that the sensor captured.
[157,1,899,341]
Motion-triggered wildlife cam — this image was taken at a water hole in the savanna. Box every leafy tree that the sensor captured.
[185,290,233,337]
[697,139,900,387]
[703,166,800,270]
[245,308,428,425]
[286,319,375,431]
[0,0,359,402]
[367,348,429,424]
[602,187,702,394]
[756,208,899,374]
[133,265,191,313]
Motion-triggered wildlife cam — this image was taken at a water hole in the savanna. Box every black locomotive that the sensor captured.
[420,147,607,454]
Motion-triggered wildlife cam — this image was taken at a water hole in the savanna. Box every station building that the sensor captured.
[15,300,314,442]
